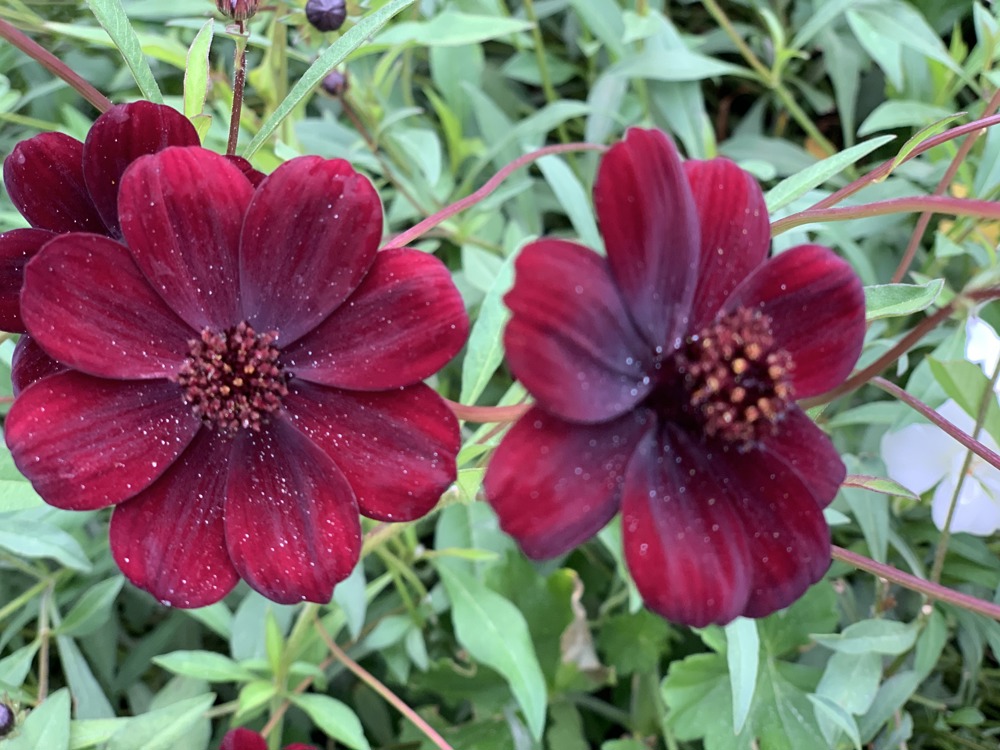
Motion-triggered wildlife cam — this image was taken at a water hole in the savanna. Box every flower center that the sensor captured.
[175,321,288,435]
[668,307,794,449]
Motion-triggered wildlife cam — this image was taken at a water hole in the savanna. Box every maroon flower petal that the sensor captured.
[3,133,106,234]
[723,244,865,399]
[284,381,458,521]
[283,248,467,390]
[485,406,653,559]
[593,128,699,349]
[221,729,267,750]
[764,408,846,509]
[5,372,200,510]
[110,429,239,608]
[502,240,654,424]
[119,147,253,331]
[621,426,753,627]
[684,159,770,327]
[714,436,834,619]
[239,156,382,345]
[225,419,362,604]
[83,102,200,236]
[21,234,193,379]
[224,155,266,187]
[11,336,66,396]
[0,228,54,332]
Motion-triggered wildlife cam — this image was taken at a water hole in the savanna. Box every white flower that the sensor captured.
[881,400,1000,535]
[966,315,1000,382]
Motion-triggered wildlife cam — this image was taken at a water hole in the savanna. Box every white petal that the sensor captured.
[931,474,1000,535]
[966,316,1000,379]
[881,421,959,495]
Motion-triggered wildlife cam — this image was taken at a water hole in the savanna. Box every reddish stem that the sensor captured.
[832,545,1000,622]
[227,28,247,156]
[384,142,606,250]
[0,19,111,113]
[445,400,530,424]
[772,195,1000,236]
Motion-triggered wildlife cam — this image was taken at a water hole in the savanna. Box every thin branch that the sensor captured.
[313,617,456,750]
[0,18,111,113]
[445,400,530,424]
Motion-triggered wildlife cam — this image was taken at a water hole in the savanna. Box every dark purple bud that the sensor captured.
[0,702,14,737]
[321,71,349,97]
[305,0,347,32]
[216,0,259,22]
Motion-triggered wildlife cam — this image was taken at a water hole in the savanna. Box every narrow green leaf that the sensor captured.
[888,113,968,174]
[183,20,214,120]
[373,12,533,47]
[537,154,601,250]
[106,694,215,750]
[85,0,163,102]
[291,694,371,750]
[242,0,417,158]
[725,618,759,734]
[460,251,516,405]
[813,619,918,655]
[153,650,257,682]
[809,693,863,750]
[3,688,71,750]
[927,357,1000,446]
[56,576,125,637]
[0,519,91,572]
[842,474,919,500]
[437,562,547,740]
[864,279,944,321]
[764,135,895,212]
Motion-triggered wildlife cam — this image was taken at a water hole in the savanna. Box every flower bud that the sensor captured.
[305,0,347,32]
[321,70,349,97]
[216,0,259,22]
[0,702,14,738]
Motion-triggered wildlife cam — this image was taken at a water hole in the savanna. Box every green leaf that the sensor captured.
[888,113,968,174]
[460,250,516,405]
[596,610,672,675]
[152,650,257,682]
[813,619,918,655]
[333,561,367,641]
[0,444,44,512]
[106,694,215,750]
[610,46,746,82]
[242,0,417,158]
[842,474,919,500]
[85,0,163,102]
[864,279,944,321]
[815,651,882,718]
[808,693,863,750]
[3,687,71,750]
[291,693,371,750]
[537,154,601,250]
[0,519,91,572]
[373,12,532,47]
[927,357,1000,446]
[56,576,124,638]
[725,618,759,734]
[183,20,214,120]
[764,135,895,213]
[56,635,114,718]
[437,562,547,740]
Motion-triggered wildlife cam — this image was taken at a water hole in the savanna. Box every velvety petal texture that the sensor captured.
[11,336,66,396]
[284,248,468,389]
[594,128,699,349]
[503,240,654,424]
[0,228,54,332]
[486,127,863,627]
[486,407,653,559]
[119,148,253,330]
[83,101,200,235]
[110,430,239,607]
[7,373,200,510]
[240,156,382,344]
[226,421,362,604]
[724,244,865,399]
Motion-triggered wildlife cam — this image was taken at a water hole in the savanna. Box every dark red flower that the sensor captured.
[7,145,468,608]
[483,128,865,627]
[220,727,316,750]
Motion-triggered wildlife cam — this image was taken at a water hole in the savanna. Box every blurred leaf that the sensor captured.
[537,154,601,250]
[291,693,371,750]
[374,12,532,47]
[0,445,44,512]
[333,561,368,641]
[0,518,91,571]
[4,687,71,750]
[153,650,257,682]
[927,357,1000,446]
[725,618,759,734]
[437,563,547,741]
[56,577,124,638]
[85,0,163,102]
[596,610,671,675]
[183,20,214,120]
[842,474,919,500]
[106,694,215,750]
[864,280,944,321]
[56,635,114,718]
[460,251,516,406]
[813,619,918,655]
[808,693,863,750]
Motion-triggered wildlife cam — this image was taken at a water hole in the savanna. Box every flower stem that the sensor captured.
[929,355,1000,583]
[0,18,111,113]
[893,89,1000,283]
[313,616,456,750]
[772,195,1000,235]
[227,26,248,157]
[872,376,1000,474]
[384,142,606,250]
[445,400,530,423]
[832,545,1000,622]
